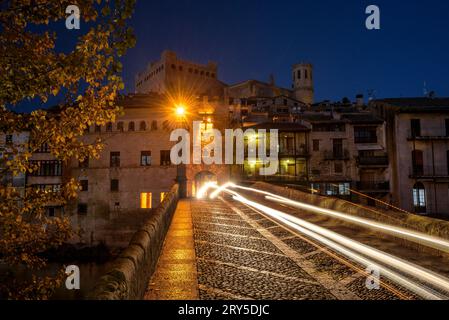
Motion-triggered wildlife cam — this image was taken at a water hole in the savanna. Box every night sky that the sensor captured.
[123,0,449,101]
[13,0,449,111]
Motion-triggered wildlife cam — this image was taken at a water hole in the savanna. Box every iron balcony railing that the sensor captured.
[357,155,389,166]
[409,166,449,178]
[407,129,449,140]
[278,147,308,157]
[243,174,308,182]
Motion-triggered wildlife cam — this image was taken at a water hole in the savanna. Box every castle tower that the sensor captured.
[292,62,314,105]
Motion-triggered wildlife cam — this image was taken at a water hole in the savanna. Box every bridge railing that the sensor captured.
[89,184,179,300]
[252,181,449,247]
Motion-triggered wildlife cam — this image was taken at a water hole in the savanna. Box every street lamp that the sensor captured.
[174,104,187,198]
[176,105,186,116]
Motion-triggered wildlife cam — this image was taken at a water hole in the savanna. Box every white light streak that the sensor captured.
[233,184,449,254]
[209,182,236,199]
[196,181,217,199]
[195,182,449,298]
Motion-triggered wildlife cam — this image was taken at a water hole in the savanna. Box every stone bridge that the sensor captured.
[90,182,449,300]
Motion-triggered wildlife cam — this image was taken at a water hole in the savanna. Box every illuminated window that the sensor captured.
[412,182,426,213]
[141,151,151,166]
[140,192,152,209]
[160,192,168,203]
[339,183,350,195]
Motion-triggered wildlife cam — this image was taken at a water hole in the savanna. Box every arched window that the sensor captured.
[151,120,158,131]
[412,182,426,213]
[162,120,169,131]
[106,122,113,132]
[128,121,135,131]
[412,150,424,176]
[140,121,146,131]
[117,122,124,132]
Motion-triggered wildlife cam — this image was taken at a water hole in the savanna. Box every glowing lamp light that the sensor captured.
[175,105,186,116]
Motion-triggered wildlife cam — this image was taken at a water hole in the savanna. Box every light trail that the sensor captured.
[196,181,217,199]
[209,182,235,199]
[200,182,449,299]
[229,194,443,299]
[229,184,449,255]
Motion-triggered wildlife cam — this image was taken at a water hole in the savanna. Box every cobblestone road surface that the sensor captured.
[189,197,419,300]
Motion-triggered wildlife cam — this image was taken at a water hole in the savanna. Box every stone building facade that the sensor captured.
[234,97,389,205]
[135,50,226,97]
[370,98,449,216]
[10,51,449,248]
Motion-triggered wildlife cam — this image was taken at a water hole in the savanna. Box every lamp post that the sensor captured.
[175,104,187,198]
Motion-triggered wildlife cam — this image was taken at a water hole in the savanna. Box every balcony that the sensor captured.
[278,147,309,157]
[356,181,390,192]
[357,155,388,167]
[407,129,449,141]
[242,173,308,183]
[354,137,378,144]
[409,166,449,179]
[323,149,350,160]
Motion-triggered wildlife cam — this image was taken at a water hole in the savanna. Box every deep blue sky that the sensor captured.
[122,0,449,102]
[12,0,449,112]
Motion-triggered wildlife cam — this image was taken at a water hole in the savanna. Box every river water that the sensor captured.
[1,261,113,300]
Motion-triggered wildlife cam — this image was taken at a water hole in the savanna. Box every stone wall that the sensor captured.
[88,184,179,300]
[253,182,449,241]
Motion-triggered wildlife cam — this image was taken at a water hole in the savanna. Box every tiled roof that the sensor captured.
[373,97,449,107]
[246,122,310,132]
[340,113,384,124]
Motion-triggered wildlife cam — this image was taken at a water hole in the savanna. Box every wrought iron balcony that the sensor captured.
[357,155,388,166]
[278,147,309,157]
[407,129,449,140]
[242,173,308,182]
[409,166,449,178]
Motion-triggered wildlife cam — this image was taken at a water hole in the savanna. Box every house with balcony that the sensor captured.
[370,98,449,216]
[242,122,310,183]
